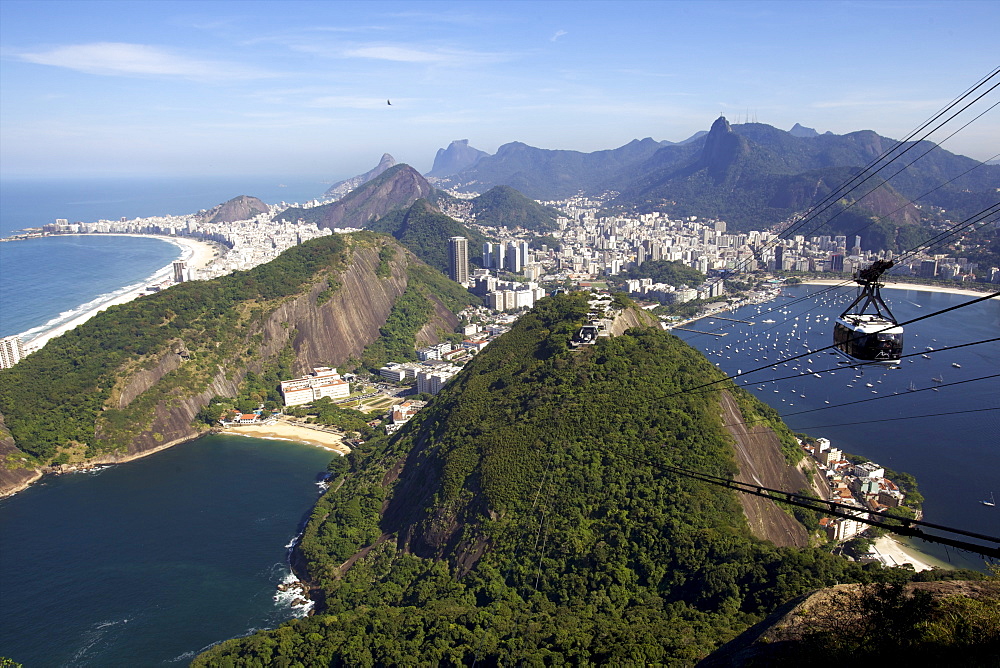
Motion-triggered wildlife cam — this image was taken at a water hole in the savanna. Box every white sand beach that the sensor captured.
[22,234,219,353]
[871,535,940,572]
[223,422,350,454]
[801,279,1000,299]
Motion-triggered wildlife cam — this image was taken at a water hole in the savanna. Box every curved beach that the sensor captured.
[21,234,218,353]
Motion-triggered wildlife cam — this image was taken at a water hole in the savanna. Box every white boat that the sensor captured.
[952,363,961,368]
[983,492,996,507]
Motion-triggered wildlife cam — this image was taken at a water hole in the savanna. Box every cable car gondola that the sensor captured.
[832,259,903,365]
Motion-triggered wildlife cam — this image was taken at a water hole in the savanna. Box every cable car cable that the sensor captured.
[769,405,999,432]
[681,196,999,342]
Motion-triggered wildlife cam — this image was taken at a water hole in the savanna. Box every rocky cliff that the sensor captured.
[200,195,270,225]
[426,140,489,178]
[324,153,397,199]
[0,412,42,498]
[280,164,433,230]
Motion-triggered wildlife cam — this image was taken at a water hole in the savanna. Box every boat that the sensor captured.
[952,362,961,368]
[983,492,996,508]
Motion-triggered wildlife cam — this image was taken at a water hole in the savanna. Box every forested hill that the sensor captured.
[368,199,487,274]
[0,233,474,483]
[470,184,564,232]
[195,293,908,666]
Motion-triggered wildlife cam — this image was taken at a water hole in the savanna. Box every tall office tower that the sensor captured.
[774,245,784,271]
[518,241,530,268]
[173,260,189,283]
[829,253,845,273]
[448,236,469,284]
[482,242,494,269]
[505,242,522,273]
[0,335,25,369]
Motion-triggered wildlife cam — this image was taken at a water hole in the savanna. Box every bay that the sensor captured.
[674,284,1000,569]
[0,435,335,667]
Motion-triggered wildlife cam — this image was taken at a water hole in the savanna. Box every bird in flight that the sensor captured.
[387,99,392,106]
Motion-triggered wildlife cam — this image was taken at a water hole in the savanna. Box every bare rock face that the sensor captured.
[0,412,42,497]
[719,391,810,548]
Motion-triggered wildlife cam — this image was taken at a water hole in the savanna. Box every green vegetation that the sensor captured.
[470,185,563,232]
[621,259,705,287]
[369,199,487,274]
[196,293,913,666]
[286,398,374,438]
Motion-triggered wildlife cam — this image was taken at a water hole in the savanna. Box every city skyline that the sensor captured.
[2,0,998,180]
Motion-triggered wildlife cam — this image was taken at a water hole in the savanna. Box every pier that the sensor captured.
[672,327,728,337]
[699,315,755,324]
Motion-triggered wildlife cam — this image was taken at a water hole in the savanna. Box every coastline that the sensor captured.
[17,234,219,353]
[222,423,350,455]
[871,535,949,572]
[800,278,1000,299]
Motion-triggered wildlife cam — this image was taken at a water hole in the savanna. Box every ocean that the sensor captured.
[0,434,335,667]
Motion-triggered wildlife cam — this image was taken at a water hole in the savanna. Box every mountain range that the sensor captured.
[425,119,999,239]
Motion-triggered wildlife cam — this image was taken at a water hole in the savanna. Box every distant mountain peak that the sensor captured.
[789,122,820,138]
[426,139,490,178]
[324,153,397,199]
[200,195,269,225]
[710,116,733,134]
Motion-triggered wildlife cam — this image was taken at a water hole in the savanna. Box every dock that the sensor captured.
[697,315,754,324]
[673,327,728,337]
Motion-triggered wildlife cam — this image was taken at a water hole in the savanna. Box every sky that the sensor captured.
[1,0,998,180]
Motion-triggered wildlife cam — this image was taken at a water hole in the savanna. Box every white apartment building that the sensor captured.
[0,336,25,369]
[280,367,350,407]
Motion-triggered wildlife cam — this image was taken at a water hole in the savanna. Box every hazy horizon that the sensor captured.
[2,0,998,180]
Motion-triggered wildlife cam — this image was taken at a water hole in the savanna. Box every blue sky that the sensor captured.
[1,0,998,179]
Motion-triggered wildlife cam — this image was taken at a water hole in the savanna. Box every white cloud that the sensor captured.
[550,30,568,42]
[342,43,511,66]
[16,42,272,80]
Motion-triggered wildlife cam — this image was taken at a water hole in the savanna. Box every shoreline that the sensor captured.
[871,535,949,572]
[14,234,219,353]
[221,423,350,455]
[800,278,1000,299]
[0,423,348,499]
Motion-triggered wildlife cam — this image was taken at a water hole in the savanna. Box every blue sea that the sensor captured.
[0,435,335,667]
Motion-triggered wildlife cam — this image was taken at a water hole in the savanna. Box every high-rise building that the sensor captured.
[829,253,845,273]
[505,242,522,273]
[172,260,189,283]
[482,242,494,269]
[449,236,469,284]
[0,335,25,369]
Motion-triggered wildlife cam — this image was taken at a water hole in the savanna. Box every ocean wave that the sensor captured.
[272,569,314,617]
[16,243,183,345]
